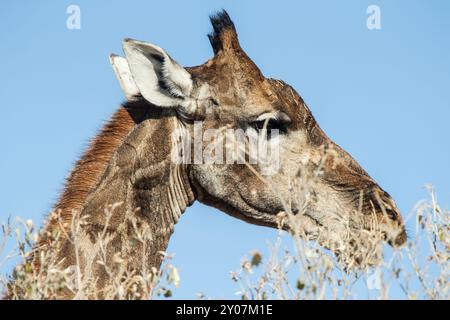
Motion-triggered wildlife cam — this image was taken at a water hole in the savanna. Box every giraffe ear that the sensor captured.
[109,54,140,100]
[122,38,193,107]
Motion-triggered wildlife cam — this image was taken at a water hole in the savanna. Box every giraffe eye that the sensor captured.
[251,118,288,135]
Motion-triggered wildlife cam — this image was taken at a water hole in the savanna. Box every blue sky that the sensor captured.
[0,1,449,299]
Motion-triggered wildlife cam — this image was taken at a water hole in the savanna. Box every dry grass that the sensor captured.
[0,205,180,300]
[1,187,447,300]
[230,186,449,300]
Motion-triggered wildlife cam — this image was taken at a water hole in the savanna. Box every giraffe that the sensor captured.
[8,10,406,299]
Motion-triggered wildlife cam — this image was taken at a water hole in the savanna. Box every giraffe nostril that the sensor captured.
[388,229,407,247]
[394,229,407,247]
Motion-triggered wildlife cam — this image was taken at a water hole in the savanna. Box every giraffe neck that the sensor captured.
[34,101,195,299]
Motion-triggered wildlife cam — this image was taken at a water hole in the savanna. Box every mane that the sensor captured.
[49,99,147,228]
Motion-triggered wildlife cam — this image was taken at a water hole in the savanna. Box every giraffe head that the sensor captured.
[112,10,406,267]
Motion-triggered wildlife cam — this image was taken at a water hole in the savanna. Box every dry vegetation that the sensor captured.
[0,205,180,300]
[0,187,447,300]
[230,186,449,300]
